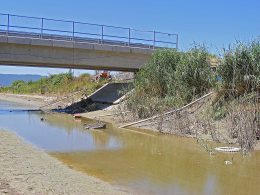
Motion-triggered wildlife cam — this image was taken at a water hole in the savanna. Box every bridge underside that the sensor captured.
[0,35,153,72]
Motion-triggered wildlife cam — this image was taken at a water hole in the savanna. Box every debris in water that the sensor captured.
[215,147,240,153]
[224,160,232,165]
[84,122,106,130]
[73,114,82,119]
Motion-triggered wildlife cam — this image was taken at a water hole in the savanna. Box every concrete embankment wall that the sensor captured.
[88,82,132,104]
[66,82,133,113]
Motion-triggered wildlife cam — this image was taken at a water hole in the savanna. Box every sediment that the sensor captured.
[0,130,127,195]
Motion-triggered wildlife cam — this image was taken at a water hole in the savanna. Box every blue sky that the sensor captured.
[0,0,259,75]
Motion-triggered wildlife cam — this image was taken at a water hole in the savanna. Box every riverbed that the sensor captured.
[0,99,260,195]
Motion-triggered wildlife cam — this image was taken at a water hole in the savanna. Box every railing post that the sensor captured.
[41,18,43,38]
[176,34,179,50]
[101,25,104,44]
[153,31,156,49]
[128,28,131,46]
[7,14,10,36]
[72,21,75,41]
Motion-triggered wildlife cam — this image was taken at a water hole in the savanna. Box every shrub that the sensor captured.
[126,49,182,118]
[217,41,260,96]
[175,46,213,102]
[134,49,181,98]
[126,47,214,119]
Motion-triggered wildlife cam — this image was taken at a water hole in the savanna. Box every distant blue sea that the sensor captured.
[0,74,43,87]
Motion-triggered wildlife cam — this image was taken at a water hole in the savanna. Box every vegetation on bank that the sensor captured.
[126,46,216,119]
[125,40,259,153]
[213,41,259,153]
[0,71,106,96]
[126,41,259,117]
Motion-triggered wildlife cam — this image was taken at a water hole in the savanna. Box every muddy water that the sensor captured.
[0,100,260,195]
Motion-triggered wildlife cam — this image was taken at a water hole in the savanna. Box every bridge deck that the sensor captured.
[0,13,178,71]
[0,13,178,50]
[0,30,156,49]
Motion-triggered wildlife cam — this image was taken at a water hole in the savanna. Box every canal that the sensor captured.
[0,100,259,195]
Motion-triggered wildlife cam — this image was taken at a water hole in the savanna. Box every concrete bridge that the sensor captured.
[0,13,178,72]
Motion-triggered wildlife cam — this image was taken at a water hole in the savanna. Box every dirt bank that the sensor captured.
[0,130,128,195]
[0,93,53,108]
[79,106,260,151]
[0,92,90,111]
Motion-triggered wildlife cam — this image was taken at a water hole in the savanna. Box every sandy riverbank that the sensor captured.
[79,108,260,151]
[0,93,53,108]
[0,130,128,195]
[0,93,86,111]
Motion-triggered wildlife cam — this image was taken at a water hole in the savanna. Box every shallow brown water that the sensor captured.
[52,123,260,195]
[1,100,260,195]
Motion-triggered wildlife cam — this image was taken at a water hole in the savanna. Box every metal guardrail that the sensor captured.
[0,13,178,49]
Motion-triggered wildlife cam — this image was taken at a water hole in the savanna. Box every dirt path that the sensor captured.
[0,130,128,195]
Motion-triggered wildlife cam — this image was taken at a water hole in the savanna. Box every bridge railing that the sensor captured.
[0,13,178,49]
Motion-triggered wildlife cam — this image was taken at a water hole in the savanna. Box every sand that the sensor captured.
[0,130,128,195]
[0,93,51,108]
[0,94,129,194]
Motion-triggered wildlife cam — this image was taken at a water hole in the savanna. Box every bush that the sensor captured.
[134,49,181,98]
[175,46,213,102]
[212,41,260,121]
[126,49,182,118]
[217,41,260,96]
[126,47,214,119]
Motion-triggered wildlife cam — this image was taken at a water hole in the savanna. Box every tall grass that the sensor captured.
[214,40,260,153]
[126,46,214,119]
[217,40,260,96]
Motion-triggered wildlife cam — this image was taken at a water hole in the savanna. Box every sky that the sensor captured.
[0,0,259,75]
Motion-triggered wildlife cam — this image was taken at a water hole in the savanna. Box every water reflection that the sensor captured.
[0,101,121,152]
[52,127,260,195]
[0,100,259,195]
